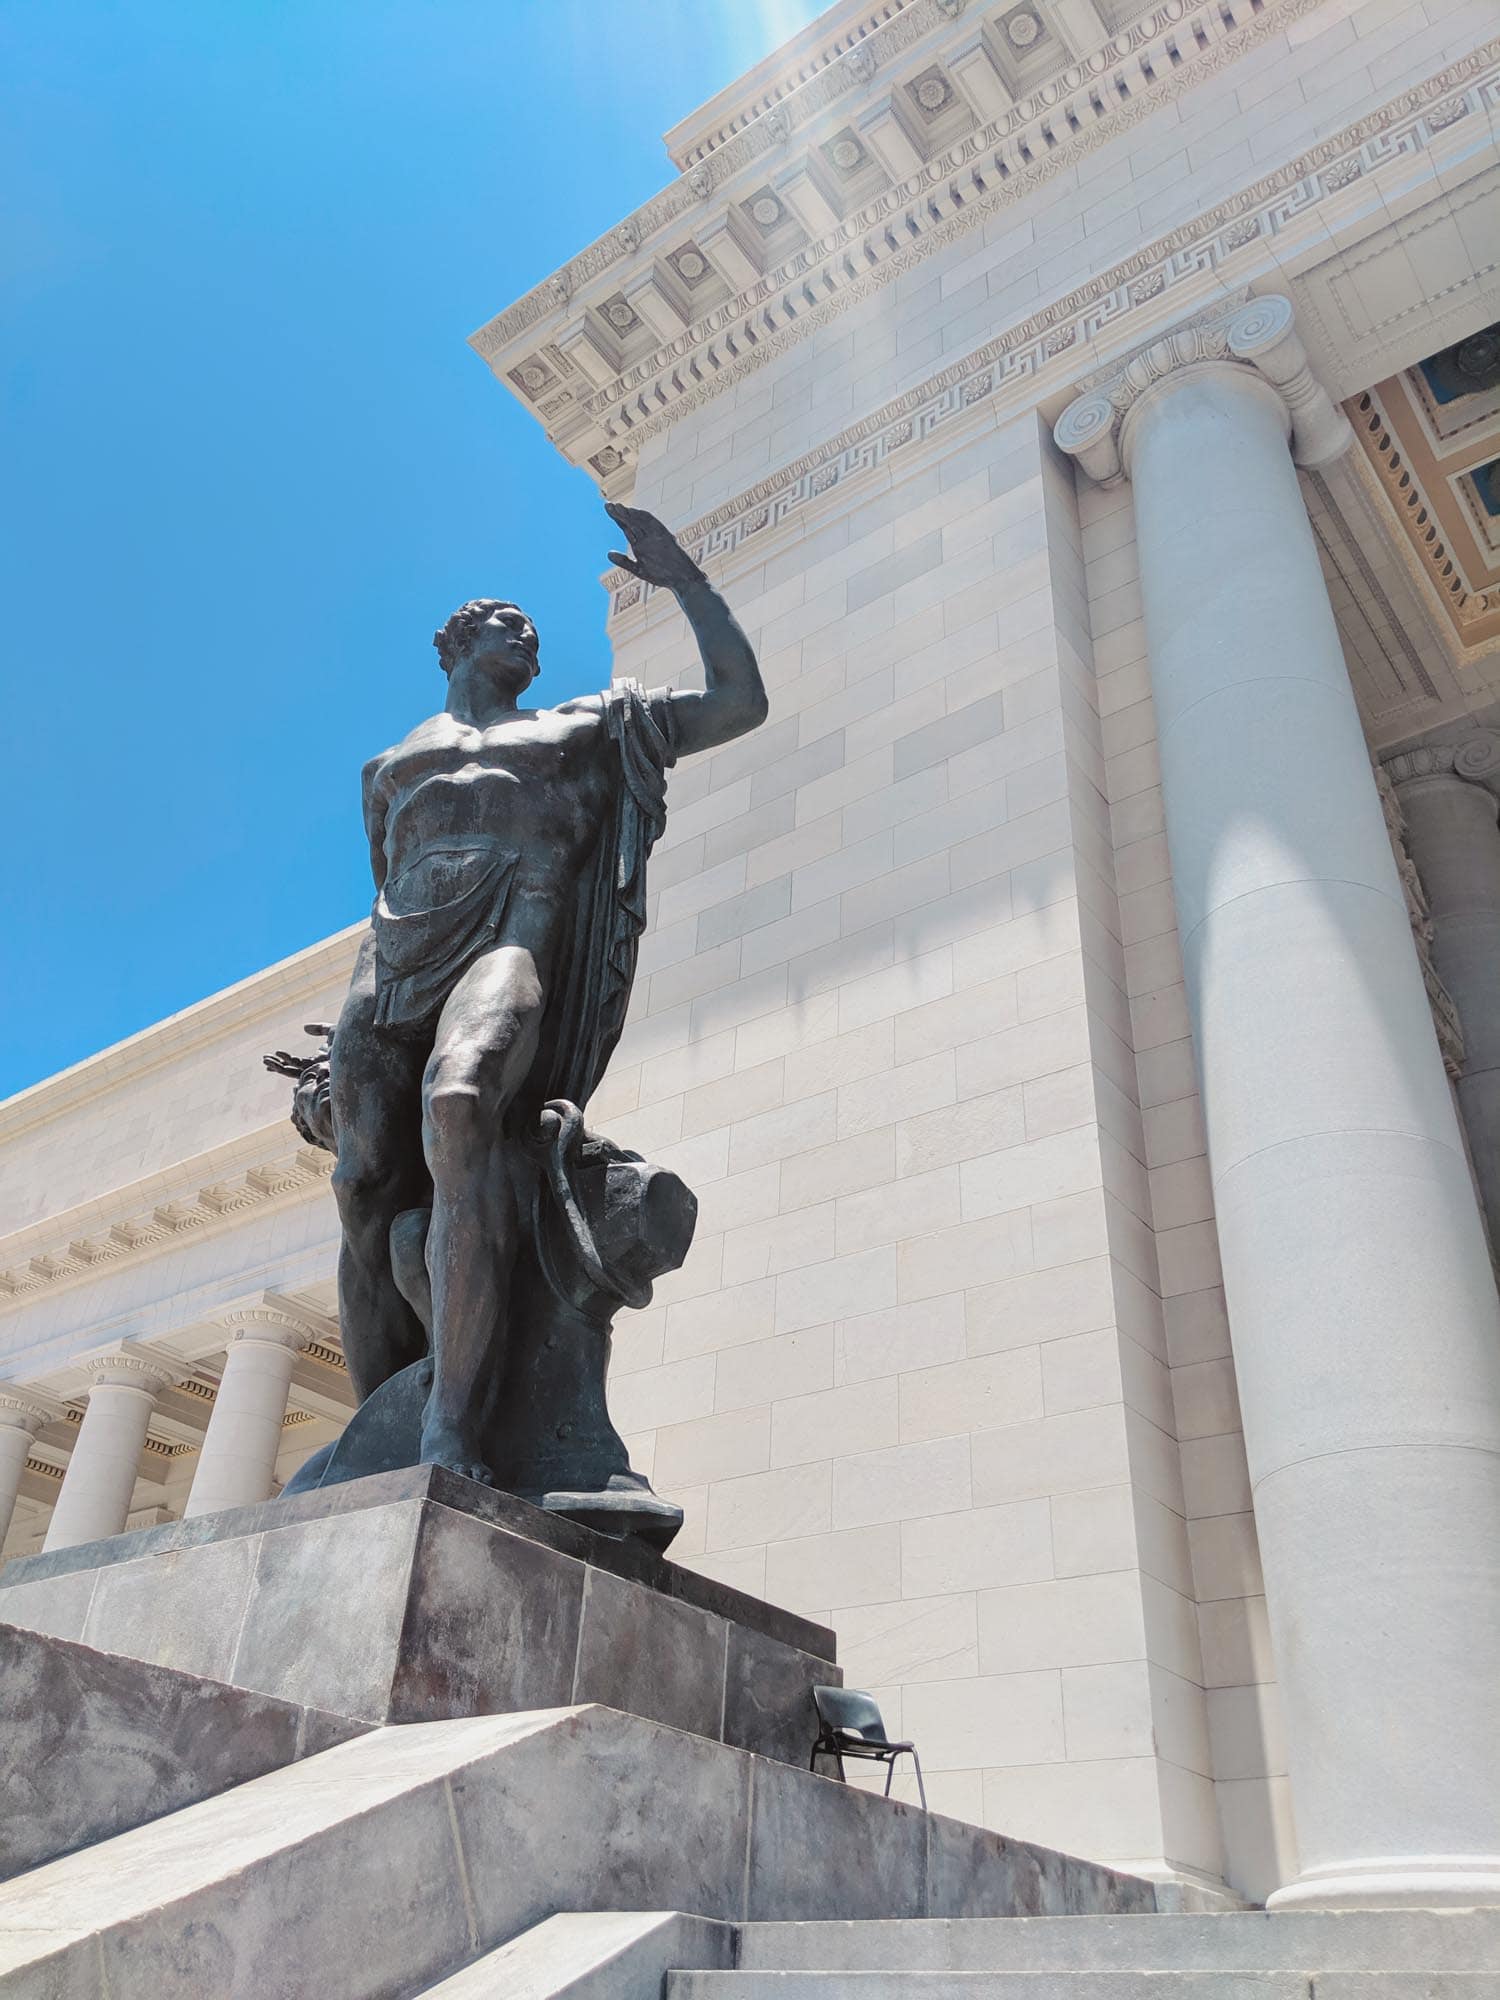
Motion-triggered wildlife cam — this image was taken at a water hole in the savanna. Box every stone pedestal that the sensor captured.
[0,1466,838,1766]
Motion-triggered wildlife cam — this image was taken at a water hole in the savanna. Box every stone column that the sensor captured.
[0,1391,60,1550]
[1057,297,1500,1910]
[43,1352,178,1552]
[1382,735,1500,1255]
[184,1308,310,1518]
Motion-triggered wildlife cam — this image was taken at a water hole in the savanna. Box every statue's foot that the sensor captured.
[418,1416,495,1488]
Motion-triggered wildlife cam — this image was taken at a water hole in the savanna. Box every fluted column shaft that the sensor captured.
[1387,747,1500,1255]
[1058,310,1500,1910]
[185,1317,307,1518]
[43,1357,174,1552]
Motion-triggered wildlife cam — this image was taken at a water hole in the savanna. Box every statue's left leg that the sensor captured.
[418,944,543,1483]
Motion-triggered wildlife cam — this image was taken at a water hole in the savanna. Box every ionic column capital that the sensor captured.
[81,1345,184,1397]
[1382,732,1500,806]
[0,1386,64,1435]
[1054,294,1353,486]
[216,1302,315,1355]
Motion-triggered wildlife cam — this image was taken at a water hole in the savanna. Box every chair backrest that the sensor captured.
[812,1684,889,1743]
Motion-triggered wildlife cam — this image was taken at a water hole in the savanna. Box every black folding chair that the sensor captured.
[809,1684,927,1810]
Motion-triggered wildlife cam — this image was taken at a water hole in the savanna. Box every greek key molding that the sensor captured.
[604,45,1500,616]
[476,0,1325,476]
[0,1134,334,1312]
[569,0,1342,484]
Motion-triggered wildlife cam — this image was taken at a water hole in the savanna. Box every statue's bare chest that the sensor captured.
[379,710,609,825]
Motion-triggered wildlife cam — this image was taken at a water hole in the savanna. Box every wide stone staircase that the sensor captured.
[3,1475,1497,1998]
[670,1912,1500,1997]
[416,1909,1500,1997]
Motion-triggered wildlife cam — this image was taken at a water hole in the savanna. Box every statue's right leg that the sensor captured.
[328,931,431,1404]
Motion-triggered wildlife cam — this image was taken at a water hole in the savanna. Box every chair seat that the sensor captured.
[829,1731,915,1754]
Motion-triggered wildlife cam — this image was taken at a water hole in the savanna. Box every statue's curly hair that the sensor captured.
[432,598,536,677]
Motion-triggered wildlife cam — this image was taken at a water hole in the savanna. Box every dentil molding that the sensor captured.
[0,1131,334,1310]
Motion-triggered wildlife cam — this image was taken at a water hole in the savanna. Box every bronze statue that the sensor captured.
[266,506,766,1545]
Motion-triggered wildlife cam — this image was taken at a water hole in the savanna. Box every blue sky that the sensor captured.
[0,0,824,1101]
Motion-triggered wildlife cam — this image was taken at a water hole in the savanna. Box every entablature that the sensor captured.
[470,0,1302,490]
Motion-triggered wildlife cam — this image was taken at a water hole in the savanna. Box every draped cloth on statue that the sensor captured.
[370,679,676,1123]
[535,679,676,1115]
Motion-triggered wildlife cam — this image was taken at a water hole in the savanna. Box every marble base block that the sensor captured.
[0,1623,361,1882]
[0,1466,839,1763]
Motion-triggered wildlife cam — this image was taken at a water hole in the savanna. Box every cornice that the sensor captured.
[0,1125,334,1313]
[601,45,1500,618]
[473,0,1357,487]
[663,0,920,170]
[473,0,1021,361]
[0,922,363,1148]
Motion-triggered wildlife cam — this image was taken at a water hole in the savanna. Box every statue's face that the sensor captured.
[464,603,539,694]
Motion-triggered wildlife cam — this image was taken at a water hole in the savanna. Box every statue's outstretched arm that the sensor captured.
[606,503,768,756]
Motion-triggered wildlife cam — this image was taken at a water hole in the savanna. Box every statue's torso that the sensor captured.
[372,702,613,933]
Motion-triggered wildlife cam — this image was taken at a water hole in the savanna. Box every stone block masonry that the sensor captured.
[598,410,1228,1896]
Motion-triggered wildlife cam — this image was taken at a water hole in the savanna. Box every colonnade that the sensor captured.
[1057,297,1500,1910]
[0,1306,316,1557]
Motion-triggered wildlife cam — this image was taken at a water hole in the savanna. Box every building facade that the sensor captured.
[3,0,1499,1914]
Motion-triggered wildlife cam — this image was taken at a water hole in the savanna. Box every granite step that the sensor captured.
[0,1704,1149,2000]
[402,1910,1500,1999]
[732,1913,1500,1974]
[667,1977,1500,1999]
[0,1620,362,1881]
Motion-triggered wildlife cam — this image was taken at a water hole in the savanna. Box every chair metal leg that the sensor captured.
[883,1756,894,1797]
[835,1750,846,1784]
[910,1747,927,1813]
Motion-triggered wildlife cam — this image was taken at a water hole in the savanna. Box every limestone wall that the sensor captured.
[595,405,1255,1889]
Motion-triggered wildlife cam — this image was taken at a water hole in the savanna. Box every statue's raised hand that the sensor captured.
[605,503,706,591]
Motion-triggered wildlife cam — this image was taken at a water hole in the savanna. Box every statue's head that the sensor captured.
[433,599,539,693]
